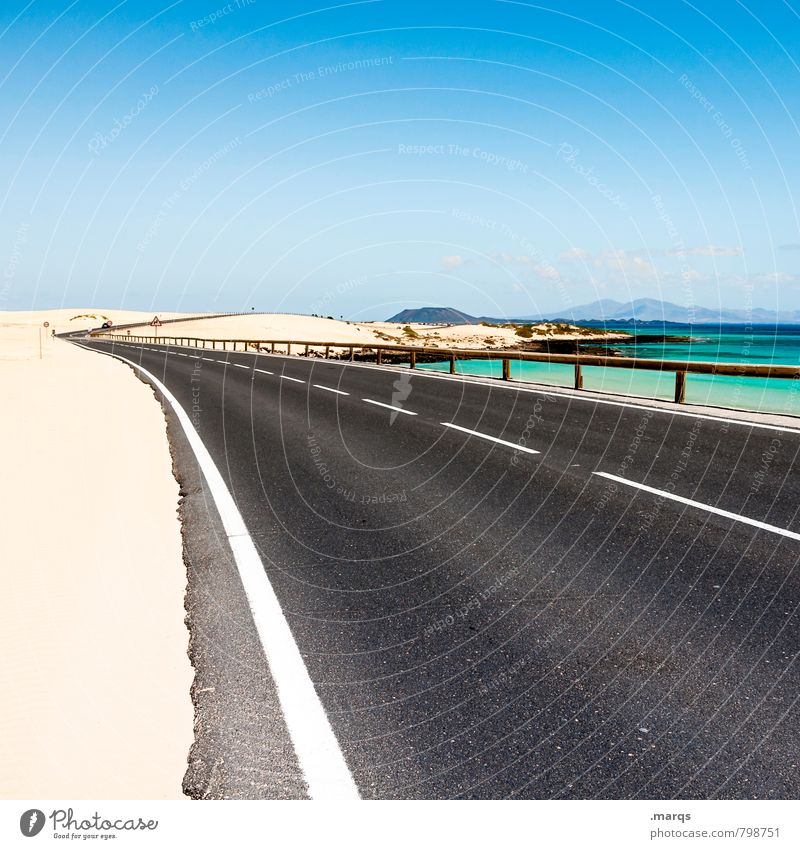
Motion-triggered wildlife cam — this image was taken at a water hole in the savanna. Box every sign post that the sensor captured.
[149,315,163,338]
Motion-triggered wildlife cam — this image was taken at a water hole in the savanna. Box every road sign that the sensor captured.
[149,315,163,327]
[43,321,49,328]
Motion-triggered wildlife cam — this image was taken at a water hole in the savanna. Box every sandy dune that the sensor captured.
[102,312,626,351]
[0,316,193,798]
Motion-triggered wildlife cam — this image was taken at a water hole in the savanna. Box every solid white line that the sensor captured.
[594,471,800,541]
[314,384,349,395]
[440,421,540,454]
[281,375,305,383]
[76,344,359,800]
[362,398,417,415]
[254,368,273,374]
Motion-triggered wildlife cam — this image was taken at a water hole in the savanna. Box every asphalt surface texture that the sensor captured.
[76,337,800,800]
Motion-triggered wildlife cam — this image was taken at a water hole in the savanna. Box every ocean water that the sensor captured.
[416,325,800,417]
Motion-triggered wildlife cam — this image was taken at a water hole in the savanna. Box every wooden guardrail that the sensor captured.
[94,333,800,404]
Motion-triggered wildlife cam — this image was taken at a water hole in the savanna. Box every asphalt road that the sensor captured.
[76,337,800,800]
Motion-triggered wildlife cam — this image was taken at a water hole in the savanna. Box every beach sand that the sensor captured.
[0,312,193,799]
[103,312,626,350]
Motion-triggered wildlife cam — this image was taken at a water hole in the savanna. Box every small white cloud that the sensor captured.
[593,250,657,278]
[440,255,464,268]
[559,247,587,260]
[668,245,742,257]
[752,271,798,283]
[491,252,560,279]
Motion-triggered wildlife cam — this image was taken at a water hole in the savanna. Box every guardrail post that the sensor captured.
[304,344,309,357]
[377,348,383,365]
[349,346,354,361]
[324,345,329,359]
[574,362,583,390]
[410,351,416,369]
[674,370,687,403]
[502,358,510,380]
[271,342,275,353]
[449,353,456,374]
[287,342,292,355]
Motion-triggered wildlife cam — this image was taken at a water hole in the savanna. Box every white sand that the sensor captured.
[0,313,193,799]
[106,312,626,351]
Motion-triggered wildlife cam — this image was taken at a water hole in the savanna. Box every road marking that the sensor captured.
[215,359,227,364]
[177,353,188,357]
[254,368,273,374]
[314,384,349,395]
[233,363,249,369]
[281,375,305,383]
[362,398,417,415]
[594,471,800,541]
[440,421,540,454]
[300,358,800,435]
[75,344,360,800]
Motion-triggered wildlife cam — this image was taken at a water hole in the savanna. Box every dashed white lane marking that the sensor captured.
[314,384,349,395]
[233,363,249,369]
[281,375,305,383]
[215,359,227,364]
[76,344,360,800]
[594,471,800,541]
[440,421,540,454]
[254,368,273,374]
[362,398,417,415]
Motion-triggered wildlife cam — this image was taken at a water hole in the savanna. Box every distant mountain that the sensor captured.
[387,299,800,325]
[524,298,800,324]
[386,307,481,324]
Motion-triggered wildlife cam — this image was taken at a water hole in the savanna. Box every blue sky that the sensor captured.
[1,0,800,319]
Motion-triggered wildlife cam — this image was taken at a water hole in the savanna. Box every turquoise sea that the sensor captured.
[417,325,800,417]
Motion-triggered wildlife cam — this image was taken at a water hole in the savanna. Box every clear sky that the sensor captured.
[1,0,799,319]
